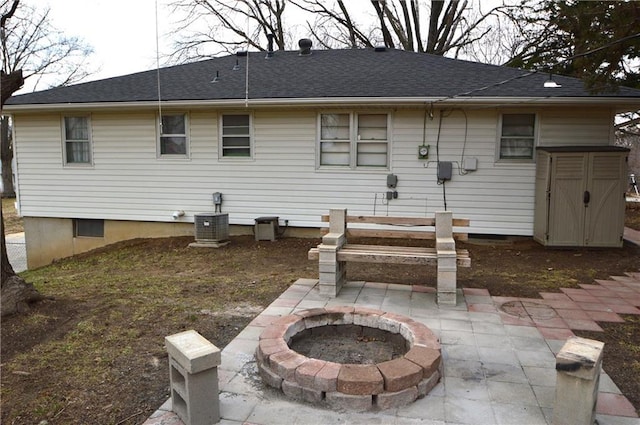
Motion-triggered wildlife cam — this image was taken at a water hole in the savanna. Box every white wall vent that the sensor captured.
[191,213,229,247]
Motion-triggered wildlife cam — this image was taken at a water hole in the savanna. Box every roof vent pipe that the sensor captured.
[266,34,275,59]
[298,38,312,55]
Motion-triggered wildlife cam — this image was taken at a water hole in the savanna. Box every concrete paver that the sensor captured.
[141,224,640,424]
[5,232,26,272]
[143,270,639,425]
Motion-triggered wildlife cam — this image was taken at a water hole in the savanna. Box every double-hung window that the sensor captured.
[320,113,350,166]
[319,112,389,169]
[221,114,251,158]
[63,116,92,164]
[159,114,188,156]
[499,113,536,160]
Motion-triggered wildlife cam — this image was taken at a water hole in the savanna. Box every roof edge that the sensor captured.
[4,96,640,113]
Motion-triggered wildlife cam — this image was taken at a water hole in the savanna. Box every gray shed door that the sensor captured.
[546,151,626,246]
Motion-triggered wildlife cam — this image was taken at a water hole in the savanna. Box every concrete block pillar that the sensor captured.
[328,208,347,234]
[435,211,457,305]
[318,208,348,297]
[553,336,604,425]
[318,244,346,297]
[436,251,457,305]
[165,330,222,425]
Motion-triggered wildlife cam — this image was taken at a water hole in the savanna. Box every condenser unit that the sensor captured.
[190,213,229,247]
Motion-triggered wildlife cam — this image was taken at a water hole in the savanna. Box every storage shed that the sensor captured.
[533,146,629,247]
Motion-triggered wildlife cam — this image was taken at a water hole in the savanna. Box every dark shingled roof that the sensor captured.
[7,48,640,105]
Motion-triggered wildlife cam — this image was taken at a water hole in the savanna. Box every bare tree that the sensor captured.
[275,0,514,56]
[168,0,291,63]
[1,1,94,198]
[1,0,48,316]
[168,0,518,61]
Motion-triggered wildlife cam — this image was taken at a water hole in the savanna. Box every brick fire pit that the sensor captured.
[255,306,442,411]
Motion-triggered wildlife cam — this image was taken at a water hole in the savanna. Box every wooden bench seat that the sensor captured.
[307,209,471,304]
[308,244,471,266]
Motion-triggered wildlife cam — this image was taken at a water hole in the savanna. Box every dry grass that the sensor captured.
[1,200,639,423]
[2,197,23,234]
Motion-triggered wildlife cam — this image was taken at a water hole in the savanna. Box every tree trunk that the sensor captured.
[1,116,15,198]
[1,200,45,316]
[1,68,45,316]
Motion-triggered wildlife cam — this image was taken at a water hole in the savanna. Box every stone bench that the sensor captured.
[308,209,470,304]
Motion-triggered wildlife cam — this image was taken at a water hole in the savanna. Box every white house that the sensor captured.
[5,44,640,268]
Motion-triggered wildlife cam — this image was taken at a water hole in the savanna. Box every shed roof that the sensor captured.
[6,47,640,107]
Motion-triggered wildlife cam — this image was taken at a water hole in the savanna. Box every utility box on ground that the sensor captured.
[255,216,279,241]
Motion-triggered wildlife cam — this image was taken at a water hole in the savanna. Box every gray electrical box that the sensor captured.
[437,161,452,181]
[255,216,279,241]
[386,174,398,188]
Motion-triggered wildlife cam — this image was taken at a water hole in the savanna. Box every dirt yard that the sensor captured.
[1,201,639,424]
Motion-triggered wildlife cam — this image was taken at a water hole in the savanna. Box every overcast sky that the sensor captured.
[47,0,171,78]
[13,0,174,93]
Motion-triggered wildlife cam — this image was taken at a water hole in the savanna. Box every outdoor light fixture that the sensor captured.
[544,72,562,88]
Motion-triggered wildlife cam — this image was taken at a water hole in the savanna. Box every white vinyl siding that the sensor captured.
[319,112,389,169]
[63,116,92,165]
[159,113,188,156]
[11,106,616,237]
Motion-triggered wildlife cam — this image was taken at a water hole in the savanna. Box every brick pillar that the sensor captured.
[553,336,604,425]
[165,330,221,425]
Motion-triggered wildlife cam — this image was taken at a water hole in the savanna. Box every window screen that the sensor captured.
[500,113,535,160]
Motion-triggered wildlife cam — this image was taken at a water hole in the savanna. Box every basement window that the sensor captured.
[74,219,104,238]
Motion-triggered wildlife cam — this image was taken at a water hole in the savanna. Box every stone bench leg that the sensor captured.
[318,244,346,297]
[435,211,457,305]
[318,208,348,297]
[553,336,604,425]
[437,251,457,305]
[165,330,221,425]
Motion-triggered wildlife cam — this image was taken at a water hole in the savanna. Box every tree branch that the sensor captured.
[0,0,20,28]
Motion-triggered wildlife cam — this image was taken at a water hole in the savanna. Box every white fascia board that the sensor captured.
[4,96,640,113]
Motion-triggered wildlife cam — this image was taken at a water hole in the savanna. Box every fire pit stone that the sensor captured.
[255,306,442,410]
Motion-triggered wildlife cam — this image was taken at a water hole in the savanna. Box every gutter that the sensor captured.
[4,96,640,113]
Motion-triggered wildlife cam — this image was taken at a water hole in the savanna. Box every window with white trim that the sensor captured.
[159,113,188,156]
[319,112,389,168]
[63,116,92,164]
[499,113,536,160]
[221,114,251,158]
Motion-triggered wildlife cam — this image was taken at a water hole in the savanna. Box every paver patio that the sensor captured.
[144,272,640,425]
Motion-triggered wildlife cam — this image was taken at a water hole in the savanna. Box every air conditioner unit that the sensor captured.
[190,213,229,248]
